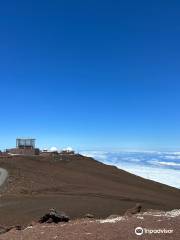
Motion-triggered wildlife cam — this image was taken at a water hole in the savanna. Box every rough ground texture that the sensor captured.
[0,154,180,228]
[0,209,179,240]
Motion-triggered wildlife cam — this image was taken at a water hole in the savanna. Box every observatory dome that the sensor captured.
[50,147,58,152]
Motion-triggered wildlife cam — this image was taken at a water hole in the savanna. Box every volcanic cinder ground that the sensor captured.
[0,154,180,239]
[1,209,180,240]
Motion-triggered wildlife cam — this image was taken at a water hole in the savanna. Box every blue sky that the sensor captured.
[0,0,180,150]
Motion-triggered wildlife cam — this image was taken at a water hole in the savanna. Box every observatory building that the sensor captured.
[7,138,39,156]
[16,138,36,149]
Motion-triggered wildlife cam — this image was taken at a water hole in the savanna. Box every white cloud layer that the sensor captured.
[81,150,180,189]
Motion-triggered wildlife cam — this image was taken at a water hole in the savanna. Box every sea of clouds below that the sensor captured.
[80,150,180,189]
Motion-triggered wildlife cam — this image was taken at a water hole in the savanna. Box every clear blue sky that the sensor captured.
[0,0,180,150]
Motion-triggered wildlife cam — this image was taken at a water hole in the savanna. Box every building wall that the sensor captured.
[8,148,40,156]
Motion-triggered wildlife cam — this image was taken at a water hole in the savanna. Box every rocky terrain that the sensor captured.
[0,209,180,240]
[0,154,180,239]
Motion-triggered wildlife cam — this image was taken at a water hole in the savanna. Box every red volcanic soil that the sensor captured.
[0,210,180,240]
[0,154,180,228]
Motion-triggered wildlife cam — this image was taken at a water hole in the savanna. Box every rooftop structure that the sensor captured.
[16,138,36,149]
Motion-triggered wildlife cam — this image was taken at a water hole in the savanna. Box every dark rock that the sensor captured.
[39,209,70,223]
[125,203,142,216]
[0,226,7,235]
[85,214,94,219]
[15,225,23,230]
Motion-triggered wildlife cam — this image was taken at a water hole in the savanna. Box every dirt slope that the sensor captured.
[0,154,180,227]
